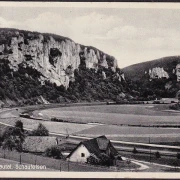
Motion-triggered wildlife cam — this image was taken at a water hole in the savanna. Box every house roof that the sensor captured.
[67,136,119,159]
[22,136,58,153]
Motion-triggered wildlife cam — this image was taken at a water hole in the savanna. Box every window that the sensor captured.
[81,153,85,157]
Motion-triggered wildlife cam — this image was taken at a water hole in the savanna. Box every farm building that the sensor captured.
[22,136,63,153]
[67,136,121,166]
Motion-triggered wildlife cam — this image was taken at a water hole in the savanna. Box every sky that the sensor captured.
[0,3,180,68]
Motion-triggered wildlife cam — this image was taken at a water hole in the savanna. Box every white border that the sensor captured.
[0,172,180,178]
[0,1,179,178]
[0,2,179,9]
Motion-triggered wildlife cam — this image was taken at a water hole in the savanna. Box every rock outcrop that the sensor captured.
[0,29,119,88]
[149,67,169,79]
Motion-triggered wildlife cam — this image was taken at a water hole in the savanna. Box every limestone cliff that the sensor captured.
[149,67,169,79]
[0,29,118,88]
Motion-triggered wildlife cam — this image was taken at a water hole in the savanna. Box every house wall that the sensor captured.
[68,144,90,163]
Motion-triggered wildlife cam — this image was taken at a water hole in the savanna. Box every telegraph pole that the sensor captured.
[149,125,151,164]
[59,162,61,172]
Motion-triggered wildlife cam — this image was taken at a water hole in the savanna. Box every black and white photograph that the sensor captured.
[0,1,179,178]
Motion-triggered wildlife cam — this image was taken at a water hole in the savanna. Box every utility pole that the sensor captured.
[20,153,21,164]
[3,149,5,159]
[35,146,37,165]
[59,162,61,172]
[67,158,70,172]
[149,125,151,164]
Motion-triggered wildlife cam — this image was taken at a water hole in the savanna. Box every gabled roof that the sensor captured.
[97,137,109,150]
[22,136,58,153]
[67,136,119,159]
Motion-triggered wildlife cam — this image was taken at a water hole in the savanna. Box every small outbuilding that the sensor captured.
[67,136,121,166]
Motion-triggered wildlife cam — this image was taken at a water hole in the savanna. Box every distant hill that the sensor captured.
[123,56,180,81]
[123,56,180,100]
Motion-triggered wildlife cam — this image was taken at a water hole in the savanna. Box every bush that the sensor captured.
[44,146,63,159]
[155,151,161,159]
[87,155,100,165]
[87,153,113,166]
[99,153,112,166]
[169,103,180,110]
[51,117,64,122]
[177,153,180,159]
[31,123,49,136]
[132,147,138,154]
[15,120,24,132]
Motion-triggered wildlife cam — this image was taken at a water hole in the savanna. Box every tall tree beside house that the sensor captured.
[2,120,25,151]
[31,123,49,136]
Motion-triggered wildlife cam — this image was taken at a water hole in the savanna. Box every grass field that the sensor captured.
[0,117,96,134]
[0,104,180,144]
[39,104,180,126]
[38,104,180,144]
[75,125,180,143]
[46,104,177,116]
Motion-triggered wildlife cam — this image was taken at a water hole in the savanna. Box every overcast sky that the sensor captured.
[0,3,180,68]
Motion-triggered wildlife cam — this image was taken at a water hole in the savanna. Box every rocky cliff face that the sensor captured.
[148,67,169,79]
[0,29,118,89]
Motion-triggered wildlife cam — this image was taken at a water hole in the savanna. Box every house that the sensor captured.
[22,136,59,153]
[67,136,121,166]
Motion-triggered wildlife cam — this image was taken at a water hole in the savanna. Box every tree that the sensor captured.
[2,137,16,151]
[31,123,49,136]
[15,120,24,132]
[2,120,25,151]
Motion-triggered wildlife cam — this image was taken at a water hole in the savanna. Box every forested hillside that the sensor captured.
[123,56,180,100]
[0,28,127,106]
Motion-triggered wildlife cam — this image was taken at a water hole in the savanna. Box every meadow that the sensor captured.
[39,104,180,144]
[0,104,180,144]
[0,110,95,135]
[39,104,180,126]
[75,124,180,143]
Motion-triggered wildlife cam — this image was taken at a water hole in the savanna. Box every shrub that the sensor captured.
[132,147,138,154]
[15,120,24,132]
[155,151,161,159]
[172,160,179,170]
[51,117,63,122]
[44,146,63,159]
[99,153,112,166]
[169,103,180,110]
[87,153,113,166]
[31,123,49,136]
[87,155,100,165]
[177,153,180,159]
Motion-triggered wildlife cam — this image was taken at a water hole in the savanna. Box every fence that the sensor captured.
[0,148,114,172]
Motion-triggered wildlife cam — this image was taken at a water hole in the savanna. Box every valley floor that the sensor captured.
[0,103,180,172]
